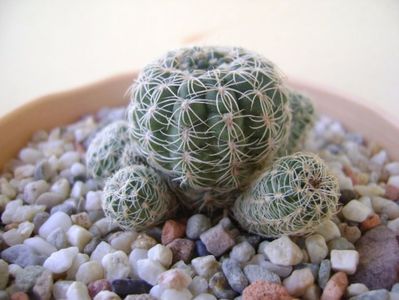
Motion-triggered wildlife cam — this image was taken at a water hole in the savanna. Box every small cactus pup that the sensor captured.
[233,152,340,237]
[128,46,292,209]
[280,91,315,155]
[103,165,176,231]
[86,120,143,180]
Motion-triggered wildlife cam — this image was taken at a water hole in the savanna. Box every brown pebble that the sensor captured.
[71,212,92,229]
[360,213,381,231]
[88,279,111,298]
[162,220,186,245]
[320,272,348,300]
[11,292,29,300]
[242,280,293,300]
[167,238,195,264]
[385,185,399,201]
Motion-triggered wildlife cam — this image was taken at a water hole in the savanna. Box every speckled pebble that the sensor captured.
[243,265,281,284]
[186,214,211,240]
[222,258,248,293]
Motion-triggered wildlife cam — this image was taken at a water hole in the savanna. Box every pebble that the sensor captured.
[14,164,34,180]
[32,212,49,235]
[327,237,355,251]
[331,250,359,275]
[23,180,50,204]
[58,151,80,170]
[243,265,281,284]
[93,290,121,300]
[195,240,210,257]
[3,221,34,246]
[91,241,116,263]
[66,253,89,280]
[360,213,381,231]
[171,260,195,278]
[111,279,152,298]
[283,268,314,297]
[261,261,293,278]
[1,244,46,267]
[222,258,248,293]
[70,162,86,178]
[305,234,328,264]
[46,227,69,249]
[1,200,25,224]
[43,247,79,273]
[351,226,399,289]
[32,269,53,300]
[66,281,91,300]
[124,295,155,300]
[132,234,158,250]
[160,288,192,300]
[342,200,373,222]
[1,178,17,199]
[129,248,148,279]
[371,197,399,220]
[66,224,93,251]
[191,255,220,279]
[349,289,390,300]
[193,294,217,300]
[264,235,303,266]
[167,238,195,264]
[53,280,74,299]
[385,185,399,201]
[137,259,166,285]
[23,236,57,257]
[108,231,138,254]
[70,181,88,199]
[317,259,332,289]
[0,260,9,289]
[354,184,385,197]
[148,244,173,268]
[14,265,45,292]
[346,283,369,297]
[186,214,211,239]
[84,238,100,255]
[303,284,321,300]
[242,280,292,300]
[50,178,70,199]
[200,224,236,257]
[315,220,341,241]
[49,200,75,213]
[162,220,186,245]
[75,260,104,284]
[85,191,103,211]
[71,212,92,229]
[209,272,237,299]
[34,160,54,181]
[91,218,120,237]
[230,241,255,263]
[10,292,29,300]
[102,251,130,280]
[39,211,72,239]
[189,276,208,296]
[321,272,348,300]
[387,217,399,234]
[88,280,112,298]
[158,268,192,289]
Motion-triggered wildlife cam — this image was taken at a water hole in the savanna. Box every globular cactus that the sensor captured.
[233,152,339,237]
[283,91,315,154]
[86,120,144,180]
[103,165,175,231]
[128,46,292,208]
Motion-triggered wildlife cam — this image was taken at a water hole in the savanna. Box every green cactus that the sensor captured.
[282,91,315,155]
[128,46,292,208]
[103,165,175,231]
[233,152,339,237]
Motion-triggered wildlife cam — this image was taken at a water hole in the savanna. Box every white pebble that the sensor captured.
[53,280,74,299]
[358,196,373,209]
[314,220,341,241]
[129,248,148,278]
[342,200,373,222]
[387,218,399,234]
[3,221,34,246]
[70,162,86,177]
[191,255,220,278]
[66,281,90,300]
[23,236,57,256]
[14,204,46,223]
[39,211,72,239]
[92,218,119,237]
[230,241,255,263]
[76,260,104,284]
[85,191,103,211]
[1,178,17,198]
[346,283,369,297]
[388,176,399,189]
[148,244,173,268]
[58,151,80,170]
[370,150,388,167]
[19,148,44,164]
[150,284,165,299]
[44,247,79,273]
[371,197,399,219]
[108,231,138,254]
[385,162,399,176]
[66,253,89,280]
[193,294,217,300]
[189,276,208,296]
[14,164,35,179]
[158,268,192,290]
[331,249,359,275]
[102,250,130,280]
[355,184,385,197]
[93,290,121,300]
[264,236,303,266]
[257,240,270,255]
[36,192,65,208]
[66,225,93,251]
[91,241,116,263]
[305,234,328,264]
[50,178,71,199]
[23,180,50,204]
[137,258,166,285]
[71,181,88,199]
[161,288,193,300]
[283,268,314,297]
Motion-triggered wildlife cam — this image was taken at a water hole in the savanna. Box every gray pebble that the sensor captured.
[327,237,355,251]
[261,261,293,278]
[46,228,69,249]
[349,289,390,300]
[33,212,50,235]
[243,265,281,284]
[1,245,46,267]
[88,210,105,223]
[50,203,76,215]
[83,237,101,255]
[209,271,237,299]
[186,214,211,239]
[34,160,54,181]
[230,241,255,263]
[318,259,332,289]
[36,192,65,208]
[392,283,399,293]
[23,180,50,204]
[221,258,248,293]
[32,269,53,300]
[14,265,45,292]
[295,263,319,280]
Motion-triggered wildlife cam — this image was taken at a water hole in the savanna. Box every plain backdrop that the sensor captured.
[1,0,398,119]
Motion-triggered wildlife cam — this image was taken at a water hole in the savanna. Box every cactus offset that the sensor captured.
[128,46,291,208]
[233,152,339,237]
[103,165,175,231]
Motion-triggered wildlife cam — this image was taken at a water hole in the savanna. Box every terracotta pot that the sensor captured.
[1,72,398,170]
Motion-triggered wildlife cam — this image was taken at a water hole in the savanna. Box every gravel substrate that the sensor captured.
[1,107,399,300]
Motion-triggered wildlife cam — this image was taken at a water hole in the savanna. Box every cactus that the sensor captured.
[103,165,175,231]
[233,152,339,237]
[127,46,291,208]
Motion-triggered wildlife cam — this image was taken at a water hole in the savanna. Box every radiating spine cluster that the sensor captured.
[233,152,340,237]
